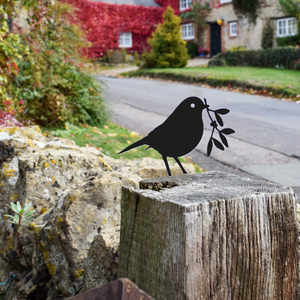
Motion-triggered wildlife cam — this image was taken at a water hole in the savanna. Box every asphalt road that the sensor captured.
[96,75,300,200]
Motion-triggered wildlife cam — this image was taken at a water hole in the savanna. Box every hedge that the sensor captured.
[276,35,300,47]
[125,70,298,98]
[209,47,300,69]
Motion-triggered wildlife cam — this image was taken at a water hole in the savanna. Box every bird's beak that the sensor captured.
[204,104,210,109]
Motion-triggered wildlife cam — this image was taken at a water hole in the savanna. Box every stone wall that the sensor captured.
[0,126,195,299]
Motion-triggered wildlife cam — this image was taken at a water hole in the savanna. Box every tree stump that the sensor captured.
[118,172,299,300]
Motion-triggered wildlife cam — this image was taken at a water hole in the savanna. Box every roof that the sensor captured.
[91,0,161,7]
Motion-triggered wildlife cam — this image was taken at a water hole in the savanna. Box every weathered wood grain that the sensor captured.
[118,172,299,300]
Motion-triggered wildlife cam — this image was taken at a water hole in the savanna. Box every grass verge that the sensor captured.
[43,123,204,172]
[122,66,300,101]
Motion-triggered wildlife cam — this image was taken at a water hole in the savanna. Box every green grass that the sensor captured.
[44,122,161,160]
[43,123,203,172]
[133,66,300,97]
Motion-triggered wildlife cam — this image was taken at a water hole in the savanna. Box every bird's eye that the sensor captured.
[190,103,195,108]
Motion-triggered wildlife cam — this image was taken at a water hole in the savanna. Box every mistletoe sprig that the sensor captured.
[204,98,235,156]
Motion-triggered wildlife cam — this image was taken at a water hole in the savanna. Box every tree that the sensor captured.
[143,6,189,68]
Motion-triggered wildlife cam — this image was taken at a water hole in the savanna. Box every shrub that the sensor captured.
[209,47,300,69]
[261,19,274,49]
[14,58,108,126]
[186,41,199,58]
[143,6,189,68]
[0,4,29,120]
[277,34,300,47]
[208,59,227,67]
[2,0,109,127]
[134,51,142,66]
[294,58,300,70]
[108,49,126,64]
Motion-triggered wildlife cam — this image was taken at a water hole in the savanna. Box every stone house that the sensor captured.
[179,0,298,56]
[71,0,298,57]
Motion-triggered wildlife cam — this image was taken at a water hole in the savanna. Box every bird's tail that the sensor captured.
[118,137,148,155]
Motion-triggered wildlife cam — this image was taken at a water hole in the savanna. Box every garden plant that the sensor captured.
[143,6,189,68]
[1,0,108,127]
[4,201,35,269]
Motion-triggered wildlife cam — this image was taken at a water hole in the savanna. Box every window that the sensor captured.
[229,22,237,37]
[119,32,132,48]
[181,23,195,40]
[220,0,232,3]
[179,0,193,11]
[276,17,297,37]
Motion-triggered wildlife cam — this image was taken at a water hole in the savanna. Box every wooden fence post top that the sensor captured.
[137,171,295,204]
[119,171,298,300]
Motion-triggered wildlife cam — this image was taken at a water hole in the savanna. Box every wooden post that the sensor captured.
[118,172,299,300]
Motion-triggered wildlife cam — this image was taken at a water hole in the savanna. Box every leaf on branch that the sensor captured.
[9,202,19,214]
[219,132,228,147]
[207,139,213,156]
[215,108,230,115]
[23,203,32,213]
[24,217,35,223]
[213,138,224,150]
[215,113,224,126]
[221,128,235,135]
[4,214,15,219]
[7,221,17,224]
[17,201,22,211]
[14,214,20,223]
[25,210,35,218]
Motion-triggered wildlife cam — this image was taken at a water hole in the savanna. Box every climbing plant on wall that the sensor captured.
[232,0,259,23]
[261,19,274,49]
[65,0,179,58]
[180,3,211,44]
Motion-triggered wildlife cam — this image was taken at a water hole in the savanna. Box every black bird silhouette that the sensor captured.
[118,96,234,176]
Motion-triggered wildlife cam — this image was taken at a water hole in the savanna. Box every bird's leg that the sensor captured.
[174,157,187,174]
[162,156,172,176]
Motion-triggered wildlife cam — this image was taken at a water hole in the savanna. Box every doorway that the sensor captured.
[210,23,221,56]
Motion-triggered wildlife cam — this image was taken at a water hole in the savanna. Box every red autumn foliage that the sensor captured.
[65,0,180,58]
[154,0,179,12]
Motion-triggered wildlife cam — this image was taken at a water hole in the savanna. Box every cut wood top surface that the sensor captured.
[137,172,293,204]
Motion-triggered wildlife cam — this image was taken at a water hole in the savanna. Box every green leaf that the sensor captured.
[24,210,35,218]
[23,203,32,213]
[7,220,17,224]
[24,217,35,223]
[17,201,22,211]
[10,202,19,214]
[14,214,20,223]
[4,214,15,219]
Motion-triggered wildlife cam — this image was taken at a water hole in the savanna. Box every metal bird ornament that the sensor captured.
[118,96,235,176]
